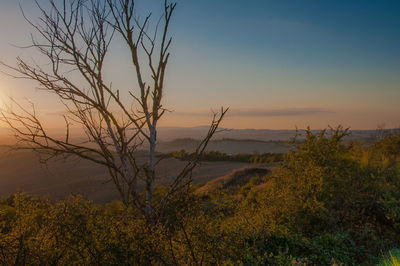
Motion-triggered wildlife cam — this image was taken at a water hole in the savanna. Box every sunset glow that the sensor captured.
[0,0,399,130]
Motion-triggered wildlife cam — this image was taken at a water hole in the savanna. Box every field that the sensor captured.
[0,146,253,203]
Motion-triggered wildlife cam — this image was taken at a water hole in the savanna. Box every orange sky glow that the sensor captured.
[0,0,399,131]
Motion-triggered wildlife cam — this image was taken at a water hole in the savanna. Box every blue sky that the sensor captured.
[0,0,399,129]
[174,0,400,68]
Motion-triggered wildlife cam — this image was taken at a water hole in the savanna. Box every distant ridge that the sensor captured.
[0,126,390,144]
[156,127,379,142]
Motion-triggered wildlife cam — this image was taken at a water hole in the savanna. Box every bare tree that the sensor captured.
[0,0,227,223]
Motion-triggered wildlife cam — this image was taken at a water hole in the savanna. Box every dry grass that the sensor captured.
[0,148,251,203]
[195,166,270,195]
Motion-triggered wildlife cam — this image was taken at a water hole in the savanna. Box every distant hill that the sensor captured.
[156,138,289,154]
[156,126,380,142]
[157,127,299,141]
[1,126,385,145]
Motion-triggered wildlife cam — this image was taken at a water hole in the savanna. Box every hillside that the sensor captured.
[0,146,252,203]
[195,166,271,195]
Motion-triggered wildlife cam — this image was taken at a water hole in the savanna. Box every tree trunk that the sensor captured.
[146,126,157,220]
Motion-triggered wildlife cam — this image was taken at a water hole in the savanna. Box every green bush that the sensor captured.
[378,249,400,266]
[232,128,400,264]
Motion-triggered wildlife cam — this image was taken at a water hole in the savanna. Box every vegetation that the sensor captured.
[1,128,399,264]
[195,167,270,196]
[378,249,400,266]
[164,150,285,164]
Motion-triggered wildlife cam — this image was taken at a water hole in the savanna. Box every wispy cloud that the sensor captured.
[173,108,333,117]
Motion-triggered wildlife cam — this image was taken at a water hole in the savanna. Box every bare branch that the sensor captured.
[0,0,227,224]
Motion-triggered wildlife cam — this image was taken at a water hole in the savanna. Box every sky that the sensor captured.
[0,0,399,129]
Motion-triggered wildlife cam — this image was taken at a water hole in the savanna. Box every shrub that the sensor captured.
[378,249,400,266]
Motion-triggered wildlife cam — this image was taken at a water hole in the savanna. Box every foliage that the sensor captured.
[1,128,400,264]
[378,249,400,266]
[232,127,400,264]
[164,149,284,164]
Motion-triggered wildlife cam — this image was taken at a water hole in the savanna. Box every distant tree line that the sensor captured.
[163,150,285,164]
